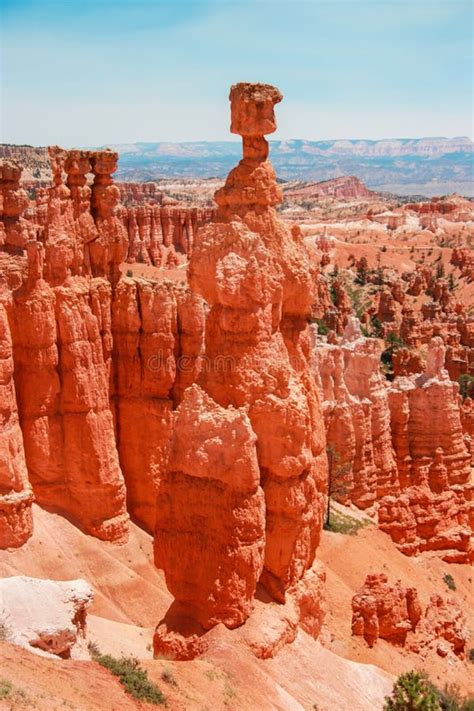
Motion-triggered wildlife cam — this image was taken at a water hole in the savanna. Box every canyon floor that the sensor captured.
[0,502,472,711]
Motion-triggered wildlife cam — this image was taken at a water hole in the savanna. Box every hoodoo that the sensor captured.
[153,83,327,657]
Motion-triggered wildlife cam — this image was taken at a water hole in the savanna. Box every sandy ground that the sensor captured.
[0,504,471,710]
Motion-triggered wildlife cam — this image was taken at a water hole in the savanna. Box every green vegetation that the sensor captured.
[355,256,369,285]
[346,284,371,320]
[323,508,370,536]
[439,684,474,711]
[371,315,384,338]
[90,647,165,705]
[0,680,13,700]
[436,262,446,279]
[325,443,352,527]
[0,614,10,642]
[469,648,474,663]
[381,332,407,380]
[443,573,456,591]
[223,681,237,706]
[458,374,474,400]
[161,667,177,687]
[0,679,28,704]
[126,269,133,278]
[313,318,329,335]
[384,672,474,711]
[384,671,441,710]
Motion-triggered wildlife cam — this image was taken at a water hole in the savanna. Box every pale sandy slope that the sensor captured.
[0,503,471,710]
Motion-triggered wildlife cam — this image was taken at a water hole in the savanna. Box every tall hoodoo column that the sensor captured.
[0,291,34,548]
[154,83,326,656]
[192,83,327,598]
[0,161,30,250]
[89,150,128,279]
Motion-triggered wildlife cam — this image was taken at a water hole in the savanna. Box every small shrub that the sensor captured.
[126,269,133,278]
[439,682,474,710]
[371,316,383,338]
[87,640,101,657]
[443,573,456,591]
[355,257,369,285]
[0,680,28,704]
[223,681,236,706]
[458,374,474,400]
[93,652,165,705]
[0,680,13,700]
[0,613,10,642]
[314,318,329,335]
[161,667,177,687]
[468,648,474,663]
[383,671,440,710]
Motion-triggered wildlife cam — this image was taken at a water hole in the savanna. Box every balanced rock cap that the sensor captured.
[229,82,283,137]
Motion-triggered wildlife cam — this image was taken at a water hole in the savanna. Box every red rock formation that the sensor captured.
[352,574,467,658]
[351,573,421,647]
[154,83,326,656]
[119,205,215,266]
[451,247,474,281]
[392,347,424,377]
[0,290,33,548]
[0,161,30,250]
[379,338,472,562]
[285,175,374,200]
[409,594,467,658]
[387,338,471,489]
[314,318,398,508]
[154,385,265,633]
[460,397,474,466]
[111,277,205,532]
[0,155,129,544]
[324,280,352,334]
[375,289,403,336]
[89,150,128,280]
[118,181,163,206]
[368,210,405,230]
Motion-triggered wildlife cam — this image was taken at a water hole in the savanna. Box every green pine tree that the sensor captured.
[384,671,441,711]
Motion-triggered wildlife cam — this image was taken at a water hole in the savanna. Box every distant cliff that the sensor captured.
[1,136,472,196]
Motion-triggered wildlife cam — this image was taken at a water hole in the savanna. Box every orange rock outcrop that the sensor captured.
[0,288,33,548]
[7,153,129,542]
[352,573,421,647]
[352,574,467,658]
[379,338,472,562]
[0,151,212,545]
[411,594,468,658]
[153,83,327,657]
[314,317,398,508]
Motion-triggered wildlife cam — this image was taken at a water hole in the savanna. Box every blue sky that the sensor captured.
[1,0,472,145]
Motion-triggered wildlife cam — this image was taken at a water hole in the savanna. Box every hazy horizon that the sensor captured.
[1,0,472,146]
[2,135,472,150]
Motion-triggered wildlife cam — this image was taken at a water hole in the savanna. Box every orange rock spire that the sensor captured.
[154,83,327,658]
